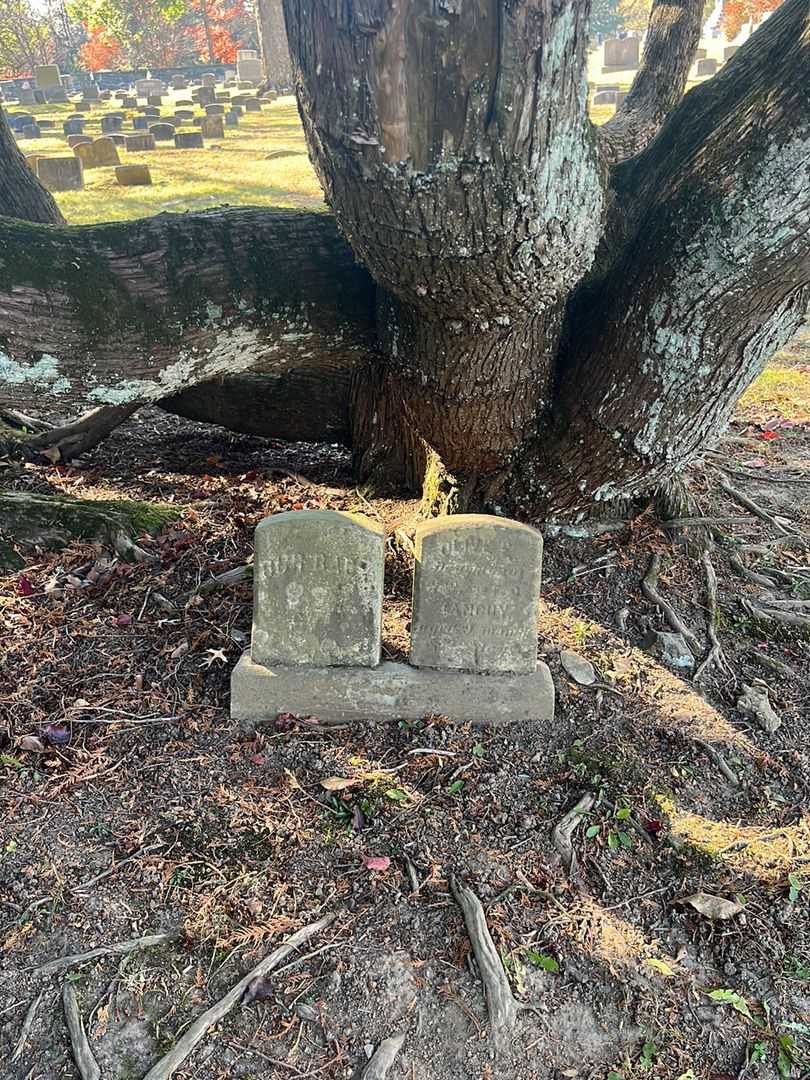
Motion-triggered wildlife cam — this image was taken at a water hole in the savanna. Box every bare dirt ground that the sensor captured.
[1,340,808,1080]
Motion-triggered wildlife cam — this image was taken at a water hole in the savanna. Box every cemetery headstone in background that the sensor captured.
[603,37,639,71]
[36,156,83,192]
[116,164,152,186]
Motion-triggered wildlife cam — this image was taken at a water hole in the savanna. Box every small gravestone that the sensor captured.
[122,96,137,108]
[34,64,61,89]
[19,87,36,105]
[109,133,126,146]
[149,123,176,141]
[174,109,194,120]
[202,73,216,88]
[615,90,628,107]
[133,116,148,130]
[197,87,216,106]
[116,164,152,186]
[205,103,225,115]
[67,134,92,148]
[244,98,261,112]
[171,76,187,89]
[45,87,68,103]
[724,45,740,60]
[22,124,40,139]
[125,133,156,151]
[251,510,385,668]
[594,90,617,105]
[25,154,41,172]
[84,84,100,100]
[175,131,204,148]
[101,114,123,133]
[603,37,639,71]
[37,119,55,129]
[74,137,120,168]
[229,104,243,116]
[410,515,542,674]
[147,93,163,106]
[36,156,84,192]
[696,58,718,76]
[76,100,94,112]
[144,106,161,117]
[63,118,85,135]
[200,116,224,139]
[696,47,707,59]
[225,111,239,127]
[176,98,194,106]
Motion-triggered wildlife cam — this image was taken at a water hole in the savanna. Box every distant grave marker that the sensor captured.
[36,156,84,192]
[115,164,152,186]
[74,137,120,168]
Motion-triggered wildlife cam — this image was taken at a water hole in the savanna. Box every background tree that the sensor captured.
[255,0,290,87]
[721,0,783,37]
[0,0,808,528]
[0,0,60,76]
[590,0,623,37]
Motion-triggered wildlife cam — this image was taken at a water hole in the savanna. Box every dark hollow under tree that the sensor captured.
[1,0,808,523]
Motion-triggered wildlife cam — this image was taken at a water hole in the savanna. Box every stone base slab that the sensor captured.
[231,654,555,729]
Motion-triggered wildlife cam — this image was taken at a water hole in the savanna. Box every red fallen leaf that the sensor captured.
[644,818,664,835]
[241,469,260,482]
[250,753,266,766]
[18,576,34,597]
[276,712,298,731]
[363,855,391,872]
[292,502,305,511]
[115,613,133,627]
[758,430,778,440]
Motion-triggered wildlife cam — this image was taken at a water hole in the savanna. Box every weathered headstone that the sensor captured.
[696,58,718,76]
[37,119,55,129]
[67,134,92,148]
[251,510,385,668]
[200,116,224,139]
[34,64,61,89]
[63,118,85,135]
[101,114,123,133]
[21,124,40,139]
[197,87,216,106]
[175,131,204,148]
[244,98,261,112]
[149,123,176,141]
[36,156,84,192]
[225,111,239,127]
[214,91,230,101]
[237,50,263,84]
[132,116,149,130]
[231,511,555,726]
[174,109,194,120]
[84,83,100,101]
[74,137,120,168]
[410,515,542,674]
[201,73,217,88]
[147,93,164,106]
[171,75,188,89]
[229,104,243,116]
[205,103,225,115]
[122,96,137,108]
[724,45,740,60]
[115,164,152,186]
[593,90,617,105]
[144,106,161,117]
[125,133,156,151]
[603,37,639,70]
[18,88,36,105]
[45,87,68,103]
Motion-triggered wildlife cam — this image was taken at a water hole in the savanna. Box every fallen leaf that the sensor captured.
[363,855,390,872]
[644,818,664,836]
[18,576,34,597]
[758,430,778,440]
[43,723,71,747]
[320,776,359,791]
[243,975,274,1004]
[351,804,366,832]
[646,957,677,977]
[682,892,743,921]
[115,613,133,627]
[250,754,266,766]
[19,735,46,753]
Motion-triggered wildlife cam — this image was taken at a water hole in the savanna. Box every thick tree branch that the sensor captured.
[512,0,810,515]
[599,0,705,164]
[0,208,376,418]
[0,106,65,225]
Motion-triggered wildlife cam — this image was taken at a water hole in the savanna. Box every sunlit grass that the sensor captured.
[14,95,324,224]
[737,365,810,425]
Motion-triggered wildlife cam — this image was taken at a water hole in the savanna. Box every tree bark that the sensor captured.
[0,208,375,417]
[0,107,65,225]
[255,0,292,89]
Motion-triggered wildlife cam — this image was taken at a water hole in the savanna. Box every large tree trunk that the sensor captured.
[255,0,292,89]
[1,0,808,521]
[0,107,65,225]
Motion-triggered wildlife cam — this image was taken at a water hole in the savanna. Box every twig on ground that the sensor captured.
[641,554,700,648]
[192,563,252,598]
[551,792,596,877]
[718,476,796,536]
[693,739,741,788]
[694,551,731,681]
[750,651,801,680]
[10,991,43,1065]
[69,841,165,894]
[142,913,335,1080]
[741,599,810,630]
[449,876,517,1035]
[36,930,177,976]
[361,1033,407,1079]
[62,981,101,1080]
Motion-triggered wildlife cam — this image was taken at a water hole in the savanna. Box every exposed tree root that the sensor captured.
[10,991,43,1065]
[22,405,141,463]
[729,553,778,589]
[193,563,253,597]
[449,875,518,1036]
[741,598,810,631]
[142,913,335,1080]
[718,476,796,537]
[693,739,741,788]
[36,930,178,976]
[551,792,596,877]
[0,491,178,568]
[62,981,101,1080]
[361,1033,407,1079]
[750,651,801,680]
[641,554,700,649]
[694,551,731,681]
